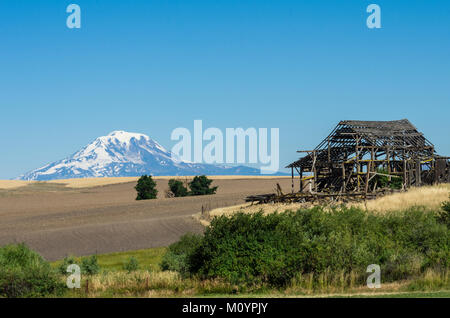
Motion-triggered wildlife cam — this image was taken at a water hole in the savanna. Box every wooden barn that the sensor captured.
[287,119,450,195]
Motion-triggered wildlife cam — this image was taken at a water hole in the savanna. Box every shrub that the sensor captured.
[161,233,203,277]
[58,255,77,275]
[135,175,158,200]
[443,199,450,213]
[372,168,403,189]
[81,255,100,275]
[188,175,218,196]
[58,254,100,275]
[168,179,189,197]
[183,206,449,287]
[123,257,139,273]
[0,243,64,297]
[438,198,450,226]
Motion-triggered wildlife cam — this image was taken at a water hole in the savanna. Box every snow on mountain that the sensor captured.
[17,131,261,181]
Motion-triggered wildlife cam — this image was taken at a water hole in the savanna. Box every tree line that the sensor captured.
[135,175,218,200]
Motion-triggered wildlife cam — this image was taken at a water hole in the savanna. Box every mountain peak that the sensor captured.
[102,130,150,143]
[16,131,262,180]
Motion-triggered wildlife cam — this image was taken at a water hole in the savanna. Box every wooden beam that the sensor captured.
[291,167,294,194]
[300,168,303,192]
[342,163,346,193]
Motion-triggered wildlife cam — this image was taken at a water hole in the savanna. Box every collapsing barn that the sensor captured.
[287,119,450,195]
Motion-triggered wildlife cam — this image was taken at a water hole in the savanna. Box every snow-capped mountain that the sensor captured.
[17,131,261,181]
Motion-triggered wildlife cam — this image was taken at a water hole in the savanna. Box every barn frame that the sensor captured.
[287,119,450,195]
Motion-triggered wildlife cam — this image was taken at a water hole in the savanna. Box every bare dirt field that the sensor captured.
[0,177,291,261]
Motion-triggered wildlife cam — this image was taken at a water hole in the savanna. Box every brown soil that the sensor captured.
[0,178,291,260]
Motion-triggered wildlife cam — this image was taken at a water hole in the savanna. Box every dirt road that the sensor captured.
[0,177,291,260]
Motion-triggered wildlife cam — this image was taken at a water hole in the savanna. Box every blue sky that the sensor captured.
[0,0,449,179]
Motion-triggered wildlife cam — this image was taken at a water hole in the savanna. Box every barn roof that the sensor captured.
[287,119,435,168]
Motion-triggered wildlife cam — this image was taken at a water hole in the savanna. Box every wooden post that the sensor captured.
[356,139,360,192]
[299,168,303,192]
[402,150,407,190]
[386,147,391,181]
[85,279,89,294]
[365,161,371,195]
[363,148,373,195]
[433,159,439,185]
[416,159,422,186]
[313,151,318,192]
[408,160,412,187]
[342,163,346,193]
[291,167,294,193]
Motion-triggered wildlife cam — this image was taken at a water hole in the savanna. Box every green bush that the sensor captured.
[0,243,64,297]
[438,198,450,226]
[181,206,449,287]
[443,199,450,213]
[123,257,139,273]
[81,255,100,275]
[58,254,100,275]
[135,175,158,200]
[372,168,403,189]
[188,175,218,196]
[161,233,203,277]
[58,255,77,275]
[168,179,189,197]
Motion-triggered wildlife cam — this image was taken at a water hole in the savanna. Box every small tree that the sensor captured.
[168,179,189,197]
[81,255,100,275]
[188,175,218,196]
[58,255,77,274]
[135,175,158,200]
[123,257,139,273]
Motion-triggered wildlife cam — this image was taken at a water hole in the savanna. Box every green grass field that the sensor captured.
[51,247,166,272]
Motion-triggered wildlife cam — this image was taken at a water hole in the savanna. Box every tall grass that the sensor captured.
[60,267,449,297]
[201,184,450,224]
[406,269,450,292]
[65,270,238,297]
[356,184,450,213]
